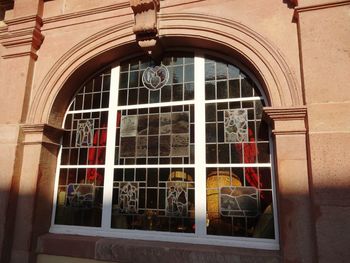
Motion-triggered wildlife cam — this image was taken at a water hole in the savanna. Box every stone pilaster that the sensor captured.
[292,1,350,261]
[0,2,45,263]
[4,124,63,263]
[264,107,317,263]
[0,0,44,123]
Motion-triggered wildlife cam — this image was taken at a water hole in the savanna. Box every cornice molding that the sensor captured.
[1,28,43,48]
[272,130,306,135]
[40,0,204,27]
[4,14,42,26]
[21,123,64,146]
[0,24,8,33]
[0,15,44,60]
[263,107,307,135]
[263,107,307,121]
[2,51,38,60]
[293,0,350,19]
[42,2,130,25]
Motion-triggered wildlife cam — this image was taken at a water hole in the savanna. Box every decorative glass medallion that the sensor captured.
[142,65,169,90]
[76,119,94,147]
[224,109,248,142]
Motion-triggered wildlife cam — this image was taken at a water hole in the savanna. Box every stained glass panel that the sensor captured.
[111,168,195,233]
[115,105,194,165]
[204,57,274,239]
[55,54,275,243]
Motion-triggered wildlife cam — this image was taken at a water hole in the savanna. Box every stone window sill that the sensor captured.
[37,233,281,262]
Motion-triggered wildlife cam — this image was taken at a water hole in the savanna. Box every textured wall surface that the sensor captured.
[0,0,349,262]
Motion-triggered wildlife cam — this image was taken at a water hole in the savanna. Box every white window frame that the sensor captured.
[50,51,279,250]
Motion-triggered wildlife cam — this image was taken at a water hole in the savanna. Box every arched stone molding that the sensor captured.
[27,20,136,126]
[28,12,302,126]
[158,13,302,108]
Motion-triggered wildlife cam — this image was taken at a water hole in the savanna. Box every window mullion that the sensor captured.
[194,53,207,237]
[101,64,120,230]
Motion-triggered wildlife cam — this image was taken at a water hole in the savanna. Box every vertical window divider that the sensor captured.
[194,53,206,237]
[101,64,120,230]
[269,130,280,244]
[51,138,63,227]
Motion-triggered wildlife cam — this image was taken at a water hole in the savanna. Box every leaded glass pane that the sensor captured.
[111,54,196,233]
[115,105,194,165]
[55,69,111,227]
[111,168,195,233]
[204,57,274,239]
[118,54,194,106]
[68,70,111,111]
[56,54,275,243]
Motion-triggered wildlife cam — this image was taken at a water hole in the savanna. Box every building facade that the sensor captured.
[0,0,349,262]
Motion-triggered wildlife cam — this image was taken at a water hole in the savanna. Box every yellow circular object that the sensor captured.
[206,170,242,220]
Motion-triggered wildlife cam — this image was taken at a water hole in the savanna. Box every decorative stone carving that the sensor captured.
[0,15,44,60]
[21,123,64,146]
[263,107,307,135]
[129,0,162,58]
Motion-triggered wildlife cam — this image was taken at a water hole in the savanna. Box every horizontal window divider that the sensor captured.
[66,108,109,114]
[204,141,270,144]
[117,81,195,88]
[59,165,105,169]
[116,100,195,110]
[206,163,271,168]
[74,91,110,96]
[205,77,241,81]
[113,164,196,169]
[205,96,263,103]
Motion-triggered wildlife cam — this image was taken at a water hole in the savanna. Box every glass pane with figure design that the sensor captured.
[111,55,195,232]
[55,69,110,227]
[205,57,275,239]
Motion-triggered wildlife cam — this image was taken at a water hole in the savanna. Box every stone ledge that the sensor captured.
[37,234,100,259]
[37,234,281,263]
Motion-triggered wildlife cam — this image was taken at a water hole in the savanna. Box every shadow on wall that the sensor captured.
[0,178,350,263]
[0,143,59,263]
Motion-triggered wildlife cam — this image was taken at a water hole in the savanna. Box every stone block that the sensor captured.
[37,234,99,259]
[37,254,103,263]
[309,133,350,206]
[308,102,350,132]
[299,5,350,103]
[274,134,307,160]
[316,205,350,263]
[95,237,280,263]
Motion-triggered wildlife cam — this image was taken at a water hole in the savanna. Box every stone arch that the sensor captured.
[28,13,302,126]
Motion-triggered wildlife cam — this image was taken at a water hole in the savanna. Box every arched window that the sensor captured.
[52,52,278,249]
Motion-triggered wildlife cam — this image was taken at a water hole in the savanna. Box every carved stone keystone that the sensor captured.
[129,0,162,58]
